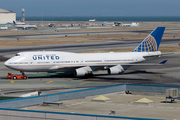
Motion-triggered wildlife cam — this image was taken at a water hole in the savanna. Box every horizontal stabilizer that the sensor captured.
[159,60,167,64]
[143,55,160,59]
[161,52,174,56]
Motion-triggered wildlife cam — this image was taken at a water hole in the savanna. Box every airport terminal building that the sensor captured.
[0,8,16,24]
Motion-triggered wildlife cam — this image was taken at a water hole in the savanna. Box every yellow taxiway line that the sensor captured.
[47,81,53,83]
[80,82,91,84]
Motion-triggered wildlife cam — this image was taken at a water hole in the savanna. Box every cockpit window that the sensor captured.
[15,54,20,56]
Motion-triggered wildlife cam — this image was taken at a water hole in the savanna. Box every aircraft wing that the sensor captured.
[117,60,167,66]
[49,60,167,71]
[49,65,85,72]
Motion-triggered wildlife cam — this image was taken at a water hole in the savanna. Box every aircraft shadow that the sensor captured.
[122,70,162,75]
[0,70,162,82]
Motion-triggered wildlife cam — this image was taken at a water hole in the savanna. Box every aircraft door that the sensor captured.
[29,60,33,65]
[135,58,138,61]
[80,59,83,65]
[132,57,137,62]
[103,58,107,63]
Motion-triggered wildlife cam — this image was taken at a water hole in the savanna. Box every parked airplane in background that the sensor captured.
[13,21,37,30]
[122,22,139,27]
[89,19,96,22]
[4,27,166,77]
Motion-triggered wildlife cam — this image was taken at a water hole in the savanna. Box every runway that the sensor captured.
[0,29,179,40]
[0,37,179,61]
[0,29,152,39]
[0,28,179,60]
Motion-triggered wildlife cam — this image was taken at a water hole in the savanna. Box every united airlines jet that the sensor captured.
[4,27,166,77]
[13,21,37,30]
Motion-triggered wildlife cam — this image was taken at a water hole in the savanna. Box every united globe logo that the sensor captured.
[133,35,157,52]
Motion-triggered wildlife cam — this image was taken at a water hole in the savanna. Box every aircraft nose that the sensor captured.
[4,61,9,67]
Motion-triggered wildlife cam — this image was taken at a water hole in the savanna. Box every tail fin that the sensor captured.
[13,21,16,25]
[132,27,165,52]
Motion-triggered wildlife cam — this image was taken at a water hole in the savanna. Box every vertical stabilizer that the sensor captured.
[13,21,16,25]
[132,27,165,52]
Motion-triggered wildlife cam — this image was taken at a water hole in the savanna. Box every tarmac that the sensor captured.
[0,22,180,120]
[0,51,180,97]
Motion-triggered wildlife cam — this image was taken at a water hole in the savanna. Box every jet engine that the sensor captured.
[108,65,124,75]
[75,67,92,77]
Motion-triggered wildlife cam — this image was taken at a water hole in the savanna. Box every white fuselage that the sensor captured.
[4,51,161,72]
[14,24,37,29]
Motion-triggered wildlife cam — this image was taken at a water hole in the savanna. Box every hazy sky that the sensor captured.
[1,0,180,16]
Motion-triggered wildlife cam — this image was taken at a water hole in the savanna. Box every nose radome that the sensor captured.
[4,61,9,67]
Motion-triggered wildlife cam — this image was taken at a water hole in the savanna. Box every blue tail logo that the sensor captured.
[13,21,16,25]
[132,27,165,52]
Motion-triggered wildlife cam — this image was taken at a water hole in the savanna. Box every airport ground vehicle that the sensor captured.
[7,73,28,80]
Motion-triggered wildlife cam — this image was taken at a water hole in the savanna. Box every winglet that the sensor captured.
[132,27,165,52]
[159,60,167,64]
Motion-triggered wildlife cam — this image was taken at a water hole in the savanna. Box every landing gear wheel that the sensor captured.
[70,73,75,78]
[20,71,25,75]
[86,72,94,78]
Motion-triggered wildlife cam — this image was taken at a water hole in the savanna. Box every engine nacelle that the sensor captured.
[75,68,86,77]
[75,67,92,77]
[108,65,124,75]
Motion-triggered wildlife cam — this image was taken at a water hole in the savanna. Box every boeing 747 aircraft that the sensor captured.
[4,27,166,77]
[13,21,37,30]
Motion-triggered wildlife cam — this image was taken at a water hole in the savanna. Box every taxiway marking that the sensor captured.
[80,82,91,84]
[47,81,53,83]
[176,60,180,63]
